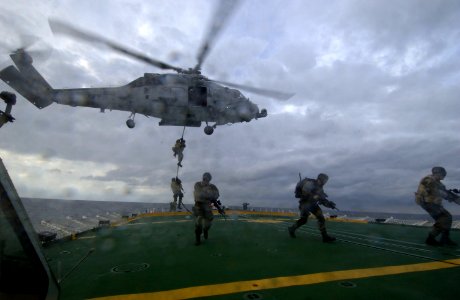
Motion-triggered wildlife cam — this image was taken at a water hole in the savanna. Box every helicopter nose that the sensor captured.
[236,104,253,122]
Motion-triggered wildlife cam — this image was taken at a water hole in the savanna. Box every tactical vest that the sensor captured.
[194,182,219,203]
[415,175,445,205]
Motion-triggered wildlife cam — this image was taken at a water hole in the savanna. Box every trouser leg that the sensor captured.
[437,209,456,245]
[203,217,212,239]
[178,195,183,209]
[422,203,451,238]
[288,203,309,238]
[173,195,178,211]
[312,206,335,242]
[292,217,308,229]
[195,216,203,245]
[312,207,326,234]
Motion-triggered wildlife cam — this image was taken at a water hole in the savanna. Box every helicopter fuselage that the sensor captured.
[0,51,267,134]
[53,73,266,126]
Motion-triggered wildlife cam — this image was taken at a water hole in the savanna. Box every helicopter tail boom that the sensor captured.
[0,50,54,109]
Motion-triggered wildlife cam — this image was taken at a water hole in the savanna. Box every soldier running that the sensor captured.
[415,167,459,246]
[288,173,336,243]
[193,172,220,246]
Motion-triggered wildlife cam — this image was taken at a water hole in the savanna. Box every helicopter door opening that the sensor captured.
[188,86,207,107]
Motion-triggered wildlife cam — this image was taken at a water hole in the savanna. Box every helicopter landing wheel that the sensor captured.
[204,125,214,135]
[126,119,135,128]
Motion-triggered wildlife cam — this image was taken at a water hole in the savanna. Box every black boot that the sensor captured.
[288,226,296,238]
[322,232,336,243]
[195,228,202,246]
[440,231,458,246]
[203,229,209,240]
[425,234,441,246]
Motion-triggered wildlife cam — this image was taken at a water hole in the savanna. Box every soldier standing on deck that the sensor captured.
[193,172,220,246]
[415,167,459,246]
[171,177,184,209]
[288,173,336,243]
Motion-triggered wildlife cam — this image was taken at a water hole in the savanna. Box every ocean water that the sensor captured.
[22,198,460,223]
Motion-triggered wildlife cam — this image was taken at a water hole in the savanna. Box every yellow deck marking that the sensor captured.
[91,258,460,300]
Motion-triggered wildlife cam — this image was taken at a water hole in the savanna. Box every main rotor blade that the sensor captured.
[0,35,52,62]
[49,19,184,72]
[194,0,241,71]
[215,80,295,101]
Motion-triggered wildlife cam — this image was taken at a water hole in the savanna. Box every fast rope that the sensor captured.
[175,126,186,178]
[171,126,188,212]
[181,125,186,139]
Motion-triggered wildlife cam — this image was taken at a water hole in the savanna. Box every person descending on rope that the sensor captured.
[172,138,186,167]
[171,177,185,209]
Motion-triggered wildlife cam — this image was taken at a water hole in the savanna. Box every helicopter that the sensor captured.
[0,1,294,135]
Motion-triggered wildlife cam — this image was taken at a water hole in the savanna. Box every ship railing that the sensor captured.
[65,216,94,232]
[40,220,73,239]
[381,217,434,227]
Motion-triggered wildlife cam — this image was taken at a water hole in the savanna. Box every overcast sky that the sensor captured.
[1,0,460,214]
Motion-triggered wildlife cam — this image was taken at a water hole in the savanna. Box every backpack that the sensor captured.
[295,178,312,198]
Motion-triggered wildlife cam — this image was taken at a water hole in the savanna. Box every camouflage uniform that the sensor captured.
[172,138,186,167]
[415,167,457,246]
[169,201,177,212]
[288,173,336,243]
[193,172,219,245]
[170,177,184,209]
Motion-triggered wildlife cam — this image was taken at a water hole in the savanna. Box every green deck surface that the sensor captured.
[43,214,460,300]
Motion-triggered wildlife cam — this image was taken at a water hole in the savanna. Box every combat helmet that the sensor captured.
[432,166,447,177]
[317,173,329,185]
[203,172,212,182]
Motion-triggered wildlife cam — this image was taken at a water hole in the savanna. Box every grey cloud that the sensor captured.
[1,0,460,216]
